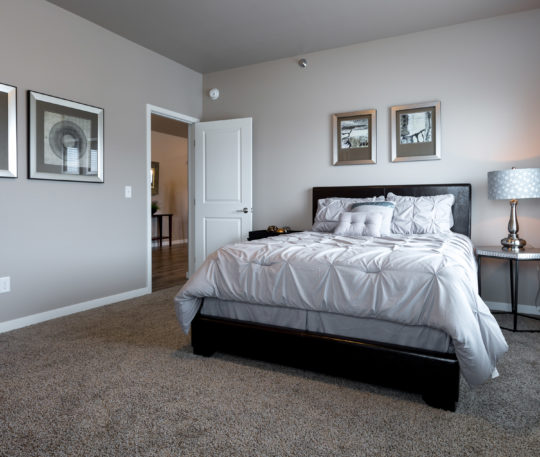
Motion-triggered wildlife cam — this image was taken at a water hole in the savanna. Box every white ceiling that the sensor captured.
[46,0,540,73]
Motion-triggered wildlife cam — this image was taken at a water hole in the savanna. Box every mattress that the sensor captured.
[175,231,508,386]
[201,297,454,353]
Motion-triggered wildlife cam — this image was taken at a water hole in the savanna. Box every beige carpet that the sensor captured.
[0,287,538,457]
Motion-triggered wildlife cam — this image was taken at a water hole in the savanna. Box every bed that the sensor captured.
[174,184,508,411]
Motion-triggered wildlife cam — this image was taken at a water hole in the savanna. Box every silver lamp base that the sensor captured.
[501,199,526,251]
[501,235,526,251]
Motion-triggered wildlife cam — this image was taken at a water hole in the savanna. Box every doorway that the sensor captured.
[146,105,198,292]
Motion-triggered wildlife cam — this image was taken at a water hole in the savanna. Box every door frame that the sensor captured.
[146,104,199,291]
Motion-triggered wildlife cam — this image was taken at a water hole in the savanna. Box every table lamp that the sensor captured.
[487,167,540,250]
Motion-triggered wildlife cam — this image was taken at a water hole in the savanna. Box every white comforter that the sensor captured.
[174,231,508,387]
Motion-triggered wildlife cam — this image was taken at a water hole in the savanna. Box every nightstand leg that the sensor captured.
[509,260,514,331]
[514,260,519,331]
[509,259,519,332]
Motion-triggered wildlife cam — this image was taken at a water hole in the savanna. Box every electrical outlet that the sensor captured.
[125,186,132,198]
[0,277,10,293]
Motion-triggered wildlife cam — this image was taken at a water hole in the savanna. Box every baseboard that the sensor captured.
[486,300,540,316]
[4,293,534,335]
[0,287,150,334]
[152,238,187,248]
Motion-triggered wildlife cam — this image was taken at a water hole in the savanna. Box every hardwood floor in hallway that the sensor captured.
[152,243,188,292]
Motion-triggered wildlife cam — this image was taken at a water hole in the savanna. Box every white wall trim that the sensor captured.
[146,105,199,294]
[0,287,149,334]
[486,300,540,316]
[152,238,188,247]
[147,104,199,124]
[3,294,536,334]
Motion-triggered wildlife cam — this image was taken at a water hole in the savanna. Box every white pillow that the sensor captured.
[350,201,395,236]
[386,192,455,234]
[312,196,384,232]
[333,212,383,238]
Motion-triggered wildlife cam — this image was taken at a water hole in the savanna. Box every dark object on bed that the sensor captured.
[192,183,471,411]
[248,229,301,241]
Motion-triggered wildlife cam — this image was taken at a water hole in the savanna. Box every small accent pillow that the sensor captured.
[312,196,385,232]
[386,192,455,234]
[350,201,395,236]
[333,212,383,238]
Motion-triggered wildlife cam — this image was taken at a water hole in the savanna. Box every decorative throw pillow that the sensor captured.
[312,196,385,232]
[333,212,383,238]
[350,201,395,236]
[386,192,455,234]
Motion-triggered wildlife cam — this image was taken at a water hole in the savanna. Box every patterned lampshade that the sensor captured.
[487,168,540,200]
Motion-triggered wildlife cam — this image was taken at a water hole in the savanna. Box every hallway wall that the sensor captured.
[151,131,189,243]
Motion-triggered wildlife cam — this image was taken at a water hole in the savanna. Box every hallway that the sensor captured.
[152,243,188,292]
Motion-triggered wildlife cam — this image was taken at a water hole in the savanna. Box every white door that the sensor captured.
[193,118,252,271]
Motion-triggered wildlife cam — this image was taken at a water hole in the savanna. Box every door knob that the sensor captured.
[237,207,249,213]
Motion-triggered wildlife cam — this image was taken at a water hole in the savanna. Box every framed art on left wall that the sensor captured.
[28,91,104,182]
[0,83,17,178]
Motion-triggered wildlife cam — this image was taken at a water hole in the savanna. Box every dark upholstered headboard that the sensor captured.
[312,184,471,237]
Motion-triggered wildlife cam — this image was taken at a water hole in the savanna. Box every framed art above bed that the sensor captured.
[390,101,441,162]
[332,109,376,165]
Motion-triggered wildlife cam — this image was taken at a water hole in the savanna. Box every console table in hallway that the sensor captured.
[152,213,173,247]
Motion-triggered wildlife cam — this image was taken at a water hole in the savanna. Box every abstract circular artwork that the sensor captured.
[48,120,88,159]
[29,90,104,182]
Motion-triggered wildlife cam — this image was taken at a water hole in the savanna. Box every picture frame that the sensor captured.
[332,109,376,165]
[28,91,104,182]
[0,83,17,178]
[151,161,159,195]
[390,101,440,162]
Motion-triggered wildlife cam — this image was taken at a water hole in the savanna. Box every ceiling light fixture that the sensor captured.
[298,58,307,68]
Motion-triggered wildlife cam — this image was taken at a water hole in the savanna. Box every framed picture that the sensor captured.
[332,109,376,165]
[0,83,17,178]
[28,91,104,182]
[391,101,440,162]
[151,161,159,195]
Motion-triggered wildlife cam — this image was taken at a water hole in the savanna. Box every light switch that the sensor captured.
[125,186,132,198]
[0,277,10,294]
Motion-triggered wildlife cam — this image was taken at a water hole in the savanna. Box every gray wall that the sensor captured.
[0,0,202,324]
[203,10,540,309]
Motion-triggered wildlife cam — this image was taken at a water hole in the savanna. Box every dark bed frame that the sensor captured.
[191,183,472,411]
